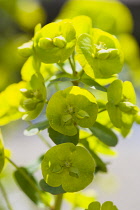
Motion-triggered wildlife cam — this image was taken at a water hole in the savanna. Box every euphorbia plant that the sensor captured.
[0,16,140,210]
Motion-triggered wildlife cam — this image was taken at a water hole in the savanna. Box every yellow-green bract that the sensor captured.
[41,143,95,192]
[106,79,138,136]
[86,201,118,210]
[76,28,124,78]
[33,20,76,63]
[46,86,98,136]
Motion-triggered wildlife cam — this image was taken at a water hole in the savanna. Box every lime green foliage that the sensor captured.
[0,130,5,174]
[80,129,117,156]
[58,0,133,35]
[21,56,58,82]
[107,79,138,136]
[0,82,26,126]
[46,86,98,136]
[41,143,95,192]
[20,72,46,121]
[33,20,76,63]
[86,201,118,210]
[76,28,123,78]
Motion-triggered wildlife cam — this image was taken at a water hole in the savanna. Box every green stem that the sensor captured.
[72,51,76,72]
[27,121,51,148]
[37,132,51,148]
[0,181,13,210]
[57,63,66,73]
[98,108,106,113]
[54,194,63,210]
[69,57,77,77]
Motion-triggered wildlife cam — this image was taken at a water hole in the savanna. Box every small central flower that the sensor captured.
[67,105,74,114]
[64,161,71,168]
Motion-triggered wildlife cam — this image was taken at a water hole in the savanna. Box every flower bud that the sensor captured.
[22,99,38,111]
[119,101,138,114]
[38,38,53,49]
[18,41,33,57]
[75,110,90,119]
[53,36,66,48]
[20,88,34,98]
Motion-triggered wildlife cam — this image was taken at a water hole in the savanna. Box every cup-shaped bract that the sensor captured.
[46,86,98,136]
[20,73,46,121]
[76,29,123,78]
[41,143,95,192]
[106,79,138,135]
[33,20,76,63]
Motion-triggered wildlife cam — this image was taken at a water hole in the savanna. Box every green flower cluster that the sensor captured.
[1,15,139,201]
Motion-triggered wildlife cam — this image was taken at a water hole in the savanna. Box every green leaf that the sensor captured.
[24,120,49,136]
[80,73,107,92]
[80,139,107,173]
[87,135,117,156]
[40,179,66,195]
[0,130,5,174]
[41,143,95,192]
[33,20,76,63]
[48,126,79,145]
[107,79,123,104]
[89,122,118,147]
[14,167,50,207]
[46,86,98,136]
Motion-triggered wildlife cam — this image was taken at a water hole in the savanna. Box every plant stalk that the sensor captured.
[69,57,77,77]
[0,181,14,210]
[54,194,63,210]
[37,132,52,148]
